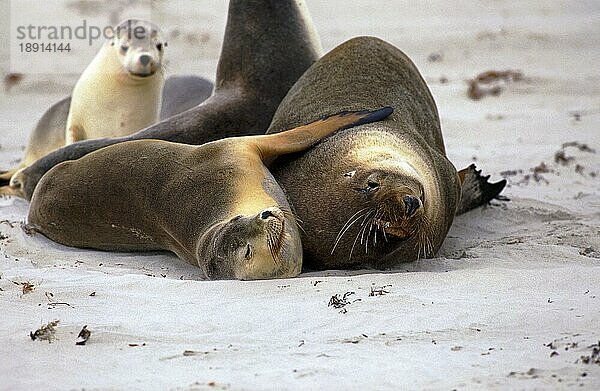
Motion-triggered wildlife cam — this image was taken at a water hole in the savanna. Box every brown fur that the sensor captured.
[267,37,466,269]
[28,109,391,280]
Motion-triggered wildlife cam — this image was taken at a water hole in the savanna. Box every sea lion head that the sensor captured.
[274,126,454,268]
[337,145,431,258]
[1,168,27,198]
[197,207,302,280]
[111,19,165,78]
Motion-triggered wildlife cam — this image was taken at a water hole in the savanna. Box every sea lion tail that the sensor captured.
[253,107,393,161]
[456,164,508,215]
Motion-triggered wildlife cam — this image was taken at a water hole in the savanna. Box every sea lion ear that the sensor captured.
[456,164,507,215]
[251,107,394,162]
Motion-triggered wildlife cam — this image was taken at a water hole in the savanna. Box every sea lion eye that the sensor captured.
[344,170,356,178]
[366,180,380,191]
[121,45,129,53]
[244,244,253,260]
[156,43,163,51]
[353,180,380,194]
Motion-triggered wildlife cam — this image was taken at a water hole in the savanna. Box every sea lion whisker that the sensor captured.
[348,224,363,263]
[359,210,376,253]
[359,210,375,245]
[332,210,368,249]
[337,207,369,237]
[335,208,367,239]
[366,219,377,253]
[370,208,384,249]
[279,209,306,234]
[349,210,375,261]
[331,208,370,254]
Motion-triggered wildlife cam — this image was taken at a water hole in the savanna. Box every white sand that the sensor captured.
[1,1,599,390]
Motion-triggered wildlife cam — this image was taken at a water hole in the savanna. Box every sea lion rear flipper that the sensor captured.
[254,107,394,161]
[456,164,507,215]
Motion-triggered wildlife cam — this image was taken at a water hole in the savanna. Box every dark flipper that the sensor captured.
[456,164,507,215]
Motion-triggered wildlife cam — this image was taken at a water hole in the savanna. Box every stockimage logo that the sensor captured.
[15,19,154,47]
[9,0,153,74]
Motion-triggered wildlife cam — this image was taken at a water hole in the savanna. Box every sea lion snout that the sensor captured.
[139,54,151,66]
[113,19,165,78]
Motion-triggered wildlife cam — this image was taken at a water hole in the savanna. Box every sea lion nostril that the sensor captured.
[404,195,420,217]
[260,210,275,220]
[139,54,151,66]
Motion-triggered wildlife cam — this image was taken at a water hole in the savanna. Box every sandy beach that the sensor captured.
[1,1,599,389]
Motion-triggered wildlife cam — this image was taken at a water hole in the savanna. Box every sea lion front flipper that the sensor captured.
[253,107,394,161]
[456,164,507,215]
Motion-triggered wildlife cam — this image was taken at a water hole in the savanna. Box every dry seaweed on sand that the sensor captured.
[75,325,91,345]
[30,320,59,342]
[577,341,600,366]
[554,150,575,166]
[562,142,596,153]
[4,73,24,91]
[369,285,392,296]
[12,280,35,294]
[328,291,360,309]
[466,69,523,100]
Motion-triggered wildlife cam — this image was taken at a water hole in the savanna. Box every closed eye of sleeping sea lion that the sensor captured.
[0,75,213,195]
[266,37,506,270]
[27,108,392,280]
[6,0,322,200]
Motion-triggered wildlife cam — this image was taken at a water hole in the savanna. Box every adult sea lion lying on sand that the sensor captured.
[27,108,392,280]
[267,37,506,269]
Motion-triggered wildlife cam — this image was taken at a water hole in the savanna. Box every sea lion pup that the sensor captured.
[0,18,167,196]
[266,37,506,269]
[9,0,322,200]
[65,18,165,144]
[0,76,213,195]
[27,108,392,280]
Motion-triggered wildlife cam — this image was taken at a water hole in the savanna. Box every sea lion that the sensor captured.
[0,75,213,196]
[27,108,392,280]
[266,37,506,269]
[159,75,214,120]
[9,0,322,200]
[65,18,165,144]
